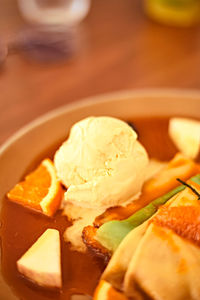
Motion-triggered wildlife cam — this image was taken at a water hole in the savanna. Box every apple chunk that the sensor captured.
[17,229,62,288]
[169,117,200,159]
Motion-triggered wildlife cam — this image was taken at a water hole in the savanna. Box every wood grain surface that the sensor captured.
[0,0,200,145]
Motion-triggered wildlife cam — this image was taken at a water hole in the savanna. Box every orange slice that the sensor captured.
[7,159,62,216]
[94,280,128,300]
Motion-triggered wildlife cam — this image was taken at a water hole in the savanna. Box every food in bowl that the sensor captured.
[1,115,200,300]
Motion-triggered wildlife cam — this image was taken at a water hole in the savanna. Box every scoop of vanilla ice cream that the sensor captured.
[54,116,149,209]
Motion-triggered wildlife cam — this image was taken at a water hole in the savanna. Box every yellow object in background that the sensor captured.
[144,0,200,27]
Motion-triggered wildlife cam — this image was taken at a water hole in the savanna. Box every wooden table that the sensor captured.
[0,0,200,145]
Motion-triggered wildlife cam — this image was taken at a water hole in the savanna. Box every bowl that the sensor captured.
[0,89,200,299]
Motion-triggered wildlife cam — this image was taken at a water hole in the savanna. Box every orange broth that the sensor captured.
[0,117,179,300]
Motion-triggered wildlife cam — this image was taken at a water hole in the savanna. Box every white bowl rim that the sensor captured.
[1,88,200,157]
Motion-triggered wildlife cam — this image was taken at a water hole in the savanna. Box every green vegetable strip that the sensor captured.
[95,174,200,252]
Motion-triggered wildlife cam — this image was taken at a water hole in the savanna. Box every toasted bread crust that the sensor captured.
[82,225,111,263]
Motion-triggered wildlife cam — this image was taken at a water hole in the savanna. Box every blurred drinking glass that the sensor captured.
[16,0,91,62]
[18,0,91,27]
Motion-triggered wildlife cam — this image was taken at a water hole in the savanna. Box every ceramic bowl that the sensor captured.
[0,89,200,299]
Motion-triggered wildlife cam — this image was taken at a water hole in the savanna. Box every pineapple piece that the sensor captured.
[17,229,62,288]
[169,118,200,159]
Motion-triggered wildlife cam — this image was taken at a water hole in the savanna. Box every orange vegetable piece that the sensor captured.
[152,205,200,248]
[7,159,63,216]
[94,280,128,300]
[143,152,200,196]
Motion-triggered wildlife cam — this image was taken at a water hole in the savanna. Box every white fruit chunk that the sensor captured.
[17,229,62,288]
[169,117,200,159]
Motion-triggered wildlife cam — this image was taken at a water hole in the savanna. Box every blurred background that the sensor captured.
[0,0,200,145]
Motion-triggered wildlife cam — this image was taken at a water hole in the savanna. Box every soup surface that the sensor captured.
[0,117,177,300]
